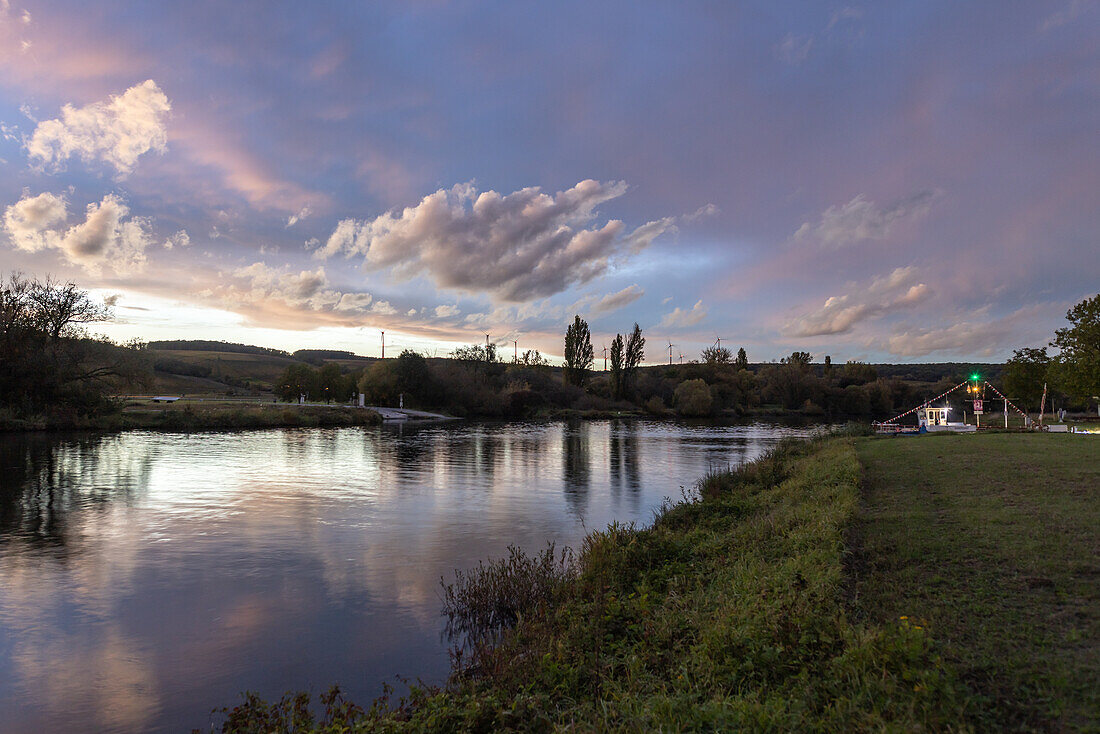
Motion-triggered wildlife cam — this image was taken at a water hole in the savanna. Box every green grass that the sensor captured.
[853,433,1100,731]
[214,437,971,732]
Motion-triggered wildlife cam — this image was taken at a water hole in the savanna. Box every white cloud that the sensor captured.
[317,179,674,301]
[776,34,813,65]
[685,203,719,222]
[794,190,941,247]
[659,300,707,328]
[162,230,190,250]
[3,191,152,273]
[783,267,931,337]
[434,304,460,318]
[370,300,396,316]
[26,80,171,177]
[882,304,1051,358]
[285,205,312,228]
[592,284,644,315]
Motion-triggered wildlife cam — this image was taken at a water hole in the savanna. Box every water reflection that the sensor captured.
[608,419,641,505]
[0,419,817,733]
[562,423,590,518]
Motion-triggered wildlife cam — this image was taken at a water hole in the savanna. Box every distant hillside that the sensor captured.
[148,340,291,358]
[868,362,1003,383]
[292,349,367,364]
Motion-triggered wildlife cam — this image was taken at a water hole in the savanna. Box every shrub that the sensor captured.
[674,378,713,416]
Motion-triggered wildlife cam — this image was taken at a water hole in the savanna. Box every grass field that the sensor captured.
[853,433,1100,731]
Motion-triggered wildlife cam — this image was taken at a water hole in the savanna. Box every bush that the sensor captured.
[674,378,713,416]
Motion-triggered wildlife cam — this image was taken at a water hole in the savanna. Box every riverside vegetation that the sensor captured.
[206,430,1098,732]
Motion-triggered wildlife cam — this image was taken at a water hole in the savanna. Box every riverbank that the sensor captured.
[213,430,1098,732]
[0,402,384,432]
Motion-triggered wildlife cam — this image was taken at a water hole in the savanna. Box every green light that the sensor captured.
[970,373,980,381]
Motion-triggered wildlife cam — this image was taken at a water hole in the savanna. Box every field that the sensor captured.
[853,433,1100,730]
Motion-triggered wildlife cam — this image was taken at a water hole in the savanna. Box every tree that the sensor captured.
[317,362,345,402]
[519,349,548,367]
[1002,347,1050,412]
[1,273,149,415]
[735,347,748,370]
[609,333,625,400]
[701,345,733,365]
[563,315,594,386]
[277,363,318,402]
[674,378,713,416]
[623,323,645,397]
[781,351,812,368]
[393,349,437,405]
[1051,293,1100,401]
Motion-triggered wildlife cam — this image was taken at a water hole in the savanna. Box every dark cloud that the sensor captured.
[3,191,152,273]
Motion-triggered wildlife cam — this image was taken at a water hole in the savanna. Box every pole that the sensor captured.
[1004,398,1008,428]
[514,340,518,363]
[381,330,385,359]
[1039,383,1047,427]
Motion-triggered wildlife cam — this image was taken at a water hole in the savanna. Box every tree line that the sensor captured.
[1,274,152,420]
[337,314,954,419]
[1003,293,1100,414]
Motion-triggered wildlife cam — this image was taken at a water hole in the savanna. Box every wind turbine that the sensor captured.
[602,344,608,371]
[714,336,725,351]
[381,330,385,359]
[667,340,675,365]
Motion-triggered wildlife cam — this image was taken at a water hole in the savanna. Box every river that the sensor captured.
[0,419,818,733]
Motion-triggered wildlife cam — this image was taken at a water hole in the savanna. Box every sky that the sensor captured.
[0,1,1097,363]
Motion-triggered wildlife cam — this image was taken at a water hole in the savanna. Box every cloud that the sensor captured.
[220,261,420,327]
[1040,0,1091,32]
[317,179,674,301]
[163,229,190,249]
[592,284,644,315]
[827,7,863,30]
[285,205,312,228]
[684,203,719,222]
[794,190,941,247]
[433,304,460,318]
[783,267,931,337]
[776,34,813,65]
[25,80,170,177]
[3,191,152,272]
[659,300,707,328]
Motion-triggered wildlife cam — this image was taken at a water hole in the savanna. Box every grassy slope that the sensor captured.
[218,438,966,732]
[853,433,1100,731]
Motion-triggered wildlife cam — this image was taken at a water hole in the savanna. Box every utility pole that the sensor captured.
[381,330,385,359]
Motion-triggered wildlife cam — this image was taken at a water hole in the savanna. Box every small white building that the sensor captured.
[920,404,976,432]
